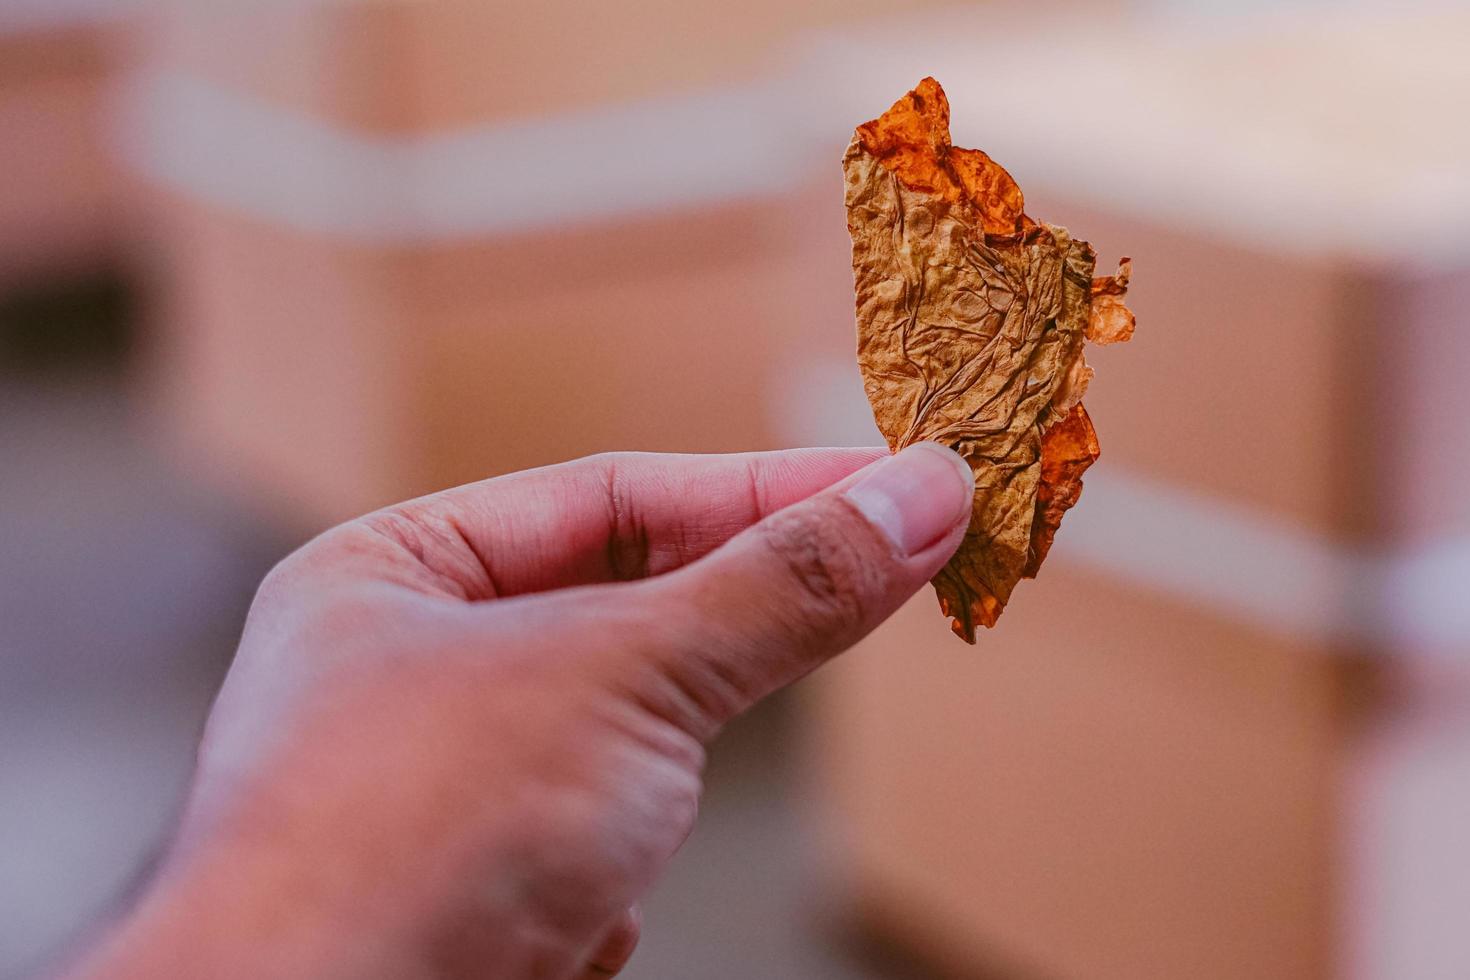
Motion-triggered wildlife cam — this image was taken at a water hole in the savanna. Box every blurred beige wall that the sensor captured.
[4,3,1469,979]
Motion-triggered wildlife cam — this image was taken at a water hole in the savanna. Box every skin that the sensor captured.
[67,443,974,979]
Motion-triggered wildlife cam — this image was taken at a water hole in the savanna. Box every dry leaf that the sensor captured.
[1089,258,1136,345]
[845,77,1134,642]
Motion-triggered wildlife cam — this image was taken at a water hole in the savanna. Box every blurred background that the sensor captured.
[3,0,1469,977]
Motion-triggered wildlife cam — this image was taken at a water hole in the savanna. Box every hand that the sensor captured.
[73,444,973,979]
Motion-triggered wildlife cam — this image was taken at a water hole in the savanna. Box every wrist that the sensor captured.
[69,831,420,980]
[70,792,588,980]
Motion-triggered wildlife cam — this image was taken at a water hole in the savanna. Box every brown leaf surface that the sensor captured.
[844,77,1134,642]
[1088,257,1136,345]
[1024,403,1100,578]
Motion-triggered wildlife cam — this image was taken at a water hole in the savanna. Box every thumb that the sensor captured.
[630,441,974,735]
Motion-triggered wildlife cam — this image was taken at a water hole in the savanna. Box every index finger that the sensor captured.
[358,448,887,599]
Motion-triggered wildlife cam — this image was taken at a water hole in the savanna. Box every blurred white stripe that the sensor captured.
[1061,468,1374,644]
[1381,534,1470,654]
[117,68,803,242]
[406,85,798,238]
[1068,474,1470,656]
[118,69,408,239]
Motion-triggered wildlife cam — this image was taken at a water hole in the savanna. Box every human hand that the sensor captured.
[75,444,973,979]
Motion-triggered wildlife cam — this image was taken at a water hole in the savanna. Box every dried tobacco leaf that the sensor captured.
[1089,258,1136,345]
[845,77,1135,642]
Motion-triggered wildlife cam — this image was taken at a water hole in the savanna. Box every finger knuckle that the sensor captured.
[664,767,702,838]
[252,554,297,607]
[249,542,328,615]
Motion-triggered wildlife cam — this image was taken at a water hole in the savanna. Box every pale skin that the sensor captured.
[68,442,974,979]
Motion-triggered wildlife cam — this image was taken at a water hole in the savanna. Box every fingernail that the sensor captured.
[843,442,974,556]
